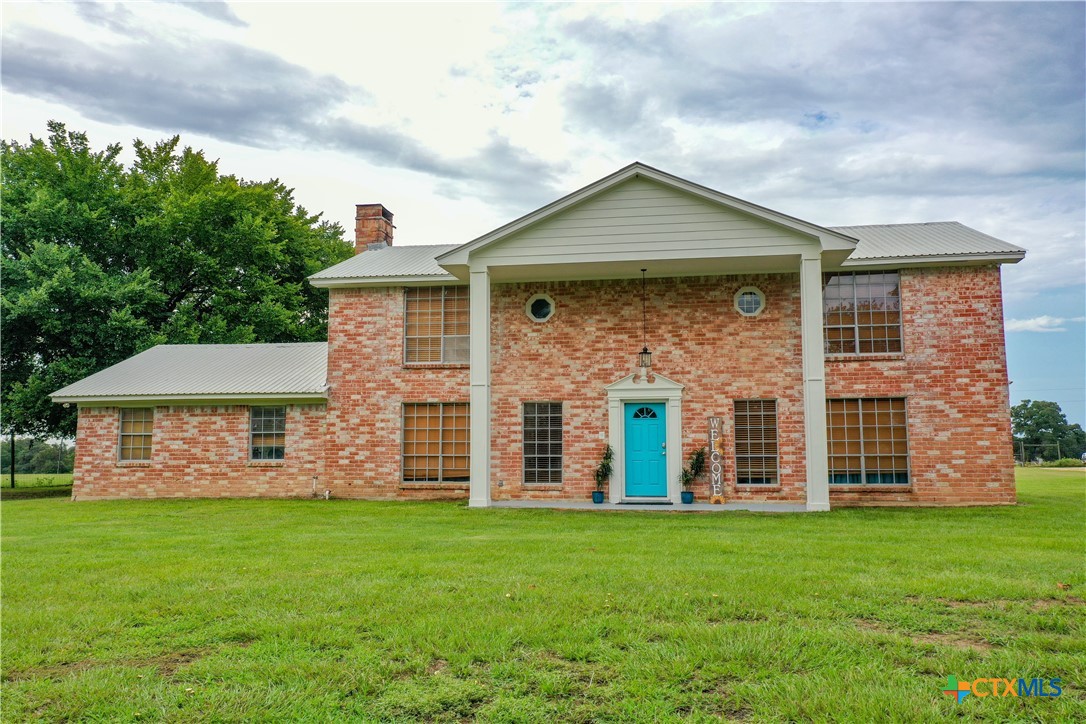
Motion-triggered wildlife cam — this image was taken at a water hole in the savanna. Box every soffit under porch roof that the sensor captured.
[437,163,857,281]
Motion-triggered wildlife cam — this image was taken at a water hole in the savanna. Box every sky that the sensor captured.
[3,1,1084,424]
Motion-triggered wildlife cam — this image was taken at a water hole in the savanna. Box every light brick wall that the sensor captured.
[322,287,469,499]
[71,265,1015,506]
[72,404,327,500]
[825,265,1015,505]
[489,275,807,503]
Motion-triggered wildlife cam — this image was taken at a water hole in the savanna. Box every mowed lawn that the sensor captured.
[2,470,1083,722]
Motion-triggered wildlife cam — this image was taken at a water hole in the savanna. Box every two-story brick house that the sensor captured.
[53,163,1025,509]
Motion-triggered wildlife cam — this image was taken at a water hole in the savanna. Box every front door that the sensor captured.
[624,402,667,497]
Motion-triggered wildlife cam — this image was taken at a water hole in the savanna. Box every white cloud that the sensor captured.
[1005,316,1086,333]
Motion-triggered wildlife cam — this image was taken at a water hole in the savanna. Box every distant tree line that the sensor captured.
[1,437,75,474]
[1011,400,1085,462]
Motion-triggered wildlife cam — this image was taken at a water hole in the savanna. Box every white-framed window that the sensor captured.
[404,287,469,363]
[119,408,153,461]
[734,399,778,484]
[827,398,909,485]
[734,286,766,316]
[822,272,902,354]
[523,402,562,484]
[402,403,470,483]
[525,293,556,323]
[250,406,286,460]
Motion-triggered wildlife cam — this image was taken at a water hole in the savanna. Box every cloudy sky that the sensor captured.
[3,1,1084,423]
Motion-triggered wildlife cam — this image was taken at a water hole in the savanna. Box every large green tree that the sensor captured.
[1011,399,1086,461]
[1,122,353,437]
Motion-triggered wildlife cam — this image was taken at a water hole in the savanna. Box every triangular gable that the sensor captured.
[437,163,857,274]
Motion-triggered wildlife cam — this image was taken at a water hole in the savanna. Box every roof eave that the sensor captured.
[839,251,1026,269]
[52,391,329,406]
[308,274,461,289]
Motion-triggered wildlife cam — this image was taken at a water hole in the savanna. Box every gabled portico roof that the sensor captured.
[435,162,858,279]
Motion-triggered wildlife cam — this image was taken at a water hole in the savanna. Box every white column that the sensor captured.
[800,253,830,512]
[468,268,491,508]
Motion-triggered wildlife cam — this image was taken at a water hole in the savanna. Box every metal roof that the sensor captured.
[309,244,459,284]
[51,343,328,402]
[309,224,1023,285]
[829,221,1025,260]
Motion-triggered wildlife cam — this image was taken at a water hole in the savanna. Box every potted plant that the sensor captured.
[593,444,613,504]
[679,446,706,504]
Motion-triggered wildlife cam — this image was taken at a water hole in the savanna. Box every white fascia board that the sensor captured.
[56,392,329,406]
[838,252,1026,270]
[308,275,460,288]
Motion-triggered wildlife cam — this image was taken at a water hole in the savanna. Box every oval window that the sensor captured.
[525,293,555,323]
[734,287,766,317]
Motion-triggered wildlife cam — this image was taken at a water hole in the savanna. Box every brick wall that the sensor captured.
[825,265,1015,506]
[72,265,1015,506]
[72,404,327,500]
[322,287,469,499]
[489,275,807,503]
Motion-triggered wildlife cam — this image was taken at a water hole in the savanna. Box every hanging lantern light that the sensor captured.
[638,268,652,368]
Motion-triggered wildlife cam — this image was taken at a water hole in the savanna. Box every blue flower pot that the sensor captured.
[681,490,694,504]
[592,490,605,504]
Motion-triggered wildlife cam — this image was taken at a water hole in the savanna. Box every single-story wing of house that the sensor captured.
[52,163,1026,509]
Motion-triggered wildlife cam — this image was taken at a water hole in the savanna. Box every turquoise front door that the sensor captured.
[624,402,667,497]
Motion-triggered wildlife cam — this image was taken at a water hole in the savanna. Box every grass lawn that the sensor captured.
[2,469,1083,722]
[0,474,73,501]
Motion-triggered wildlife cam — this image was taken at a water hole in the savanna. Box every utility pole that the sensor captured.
[9,430,14,489]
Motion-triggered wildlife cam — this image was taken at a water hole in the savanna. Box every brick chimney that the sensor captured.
[354,204,394,254]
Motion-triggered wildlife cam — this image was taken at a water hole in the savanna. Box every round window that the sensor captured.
[734,287,766,317]
[525,293,555,323]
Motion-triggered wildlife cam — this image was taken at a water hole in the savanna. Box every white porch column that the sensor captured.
[468,268,491,507]
[800,253,830,511]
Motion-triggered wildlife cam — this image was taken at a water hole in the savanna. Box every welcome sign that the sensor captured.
[708,417,724,504]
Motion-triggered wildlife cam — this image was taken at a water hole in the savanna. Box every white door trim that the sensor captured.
[605,373,684,504]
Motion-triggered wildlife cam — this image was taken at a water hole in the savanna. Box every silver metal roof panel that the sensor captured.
[829,221,1025,260]
[309,244,459,282]
[51,342,328,402]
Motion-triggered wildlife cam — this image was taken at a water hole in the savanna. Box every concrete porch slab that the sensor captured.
[488,500,808,513]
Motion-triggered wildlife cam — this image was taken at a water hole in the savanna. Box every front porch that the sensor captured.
[489,500,808,513]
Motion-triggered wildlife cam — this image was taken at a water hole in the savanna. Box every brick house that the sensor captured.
[52,163,1025,509]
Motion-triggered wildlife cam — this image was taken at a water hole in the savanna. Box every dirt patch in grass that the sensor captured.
[1031,596,1085,611]
[855,618,994,652]
[906,595,1085,611]
[911,632,994,652]
[426,658,449,676]
[4,647,220,682]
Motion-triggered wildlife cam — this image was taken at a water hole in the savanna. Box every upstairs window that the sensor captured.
[823,272,902,354]
[119,408,153,461]
[404,287,469,364]
[251,406,286,461]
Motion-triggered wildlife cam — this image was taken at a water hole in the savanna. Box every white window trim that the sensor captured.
[734,286,766,317]
[525,293,556,323]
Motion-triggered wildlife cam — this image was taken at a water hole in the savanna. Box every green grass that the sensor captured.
[0,473,73,500]
[2,469,1083,722]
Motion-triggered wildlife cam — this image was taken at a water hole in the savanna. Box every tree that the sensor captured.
[1011,400,1086,461]
[1,122,353,437]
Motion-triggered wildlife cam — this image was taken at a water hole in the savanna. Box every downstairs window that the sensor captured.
[827,398,909,485]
